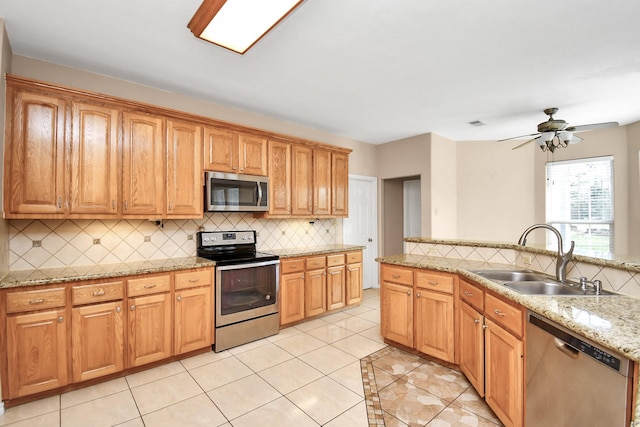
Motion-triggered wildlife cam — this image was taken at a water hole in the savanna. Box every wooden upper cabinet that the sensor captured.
[292,145,313,216]
[203,127,267,176]
[268,139,292,215]
[313,149,332,215]
[331,152,349,217]
[203,126,236,173]
[166,119,203,217]
[122,111,165,217]
[69,100,119,216]
[239,133,268,176]
[4,89,67,216]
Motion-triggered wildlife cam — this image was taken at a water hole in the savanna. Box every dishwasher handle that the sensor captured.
[554,338,579,359]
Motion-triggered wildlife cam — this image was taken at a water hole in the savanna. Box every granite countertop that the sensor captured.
[0,257,217,289]
[267,244,366,259]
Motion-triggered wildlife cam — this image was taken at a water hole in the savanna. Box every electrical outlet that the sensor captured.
[426,246,437,254]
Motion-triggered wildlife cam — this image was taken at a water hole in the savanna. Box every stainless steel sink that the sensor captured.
[470,270,547,282]
[470,269,616,296]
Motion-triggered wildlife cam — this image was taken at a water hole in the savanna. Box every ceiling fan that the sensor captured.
[499,108,618,152]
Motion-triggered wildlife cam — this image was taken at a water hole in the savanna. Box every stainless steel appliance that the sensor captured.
[205,171,268,212]
[196,230,279,352]
[526,311,632,427]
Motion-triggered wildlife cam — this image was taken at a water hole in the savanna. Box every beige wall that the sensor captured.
[0,20,12,276]
[456,138,536,243]
[10,56,378,177]
[430,134,457,238]
[628,122,640,255]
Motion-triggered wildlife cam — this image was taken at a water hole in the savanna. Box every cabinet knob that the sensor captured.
[474,319,480,324]
[116,306,121,313]
[416,292,421,298]
[482,324,488,330]
[407,290,412,296]
[177,296,182,302]
[130,305,136,311]
[58,316,64,323]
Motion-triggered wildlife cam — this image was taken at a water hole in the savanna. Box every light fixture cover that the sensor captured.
[188,0,304,54]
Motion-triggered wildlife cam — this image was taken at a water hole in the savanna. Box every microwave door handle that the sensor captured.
[256,181,263,207]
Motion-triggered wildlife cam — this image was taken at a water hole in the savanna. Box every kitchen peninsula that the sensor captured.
[378,238,640,427]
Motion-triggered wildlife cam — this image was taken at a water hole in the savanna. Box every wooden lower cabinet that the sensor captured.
[174,286,212,354]
[305,268,326,317]
[345,262,363,305]
[415,289,454,362]
[459,301,485,396]
[6,309,68,398]
[280,271,306,325]
[327,265,346,310]
[72,301,124,382]
[381,281,413,347]
[127,292,173,368]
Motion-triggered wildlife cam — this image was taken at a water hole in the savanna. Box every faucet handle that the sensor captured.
[565,240,575,257]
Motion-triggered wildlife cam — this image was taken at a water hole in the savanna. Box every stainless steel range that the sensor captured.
[196,230,279,352]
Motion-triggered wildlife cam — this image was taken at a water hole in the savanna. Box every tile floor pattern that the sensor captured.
[0,289,501,427]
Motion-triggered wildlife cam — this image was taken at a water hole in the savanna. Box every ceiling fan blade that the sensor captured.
[566,122,618,132]
[512,137,539,150]
[498,132,540,142]
[568,135,583,144]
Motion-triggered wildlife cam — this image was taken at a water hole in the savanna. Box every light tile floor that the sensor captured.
[0,288,501,427]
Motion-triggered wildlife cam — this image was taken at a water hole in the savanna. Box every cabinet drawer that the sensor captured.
[460,280,484,311]
[127,274,171,297]
[175,269,212,290]
[6,287,66,314]
[72,281,124,305]
[305,256,326,270]
[415,271,454,294]
[346,251,362,264]
[381,265,413,286]
[281,258,305,274]
[326,253,346,267]
[485,293,523,337]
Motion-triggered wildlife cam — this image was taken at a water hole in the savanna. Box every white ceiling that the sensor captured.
[1,0,640,144]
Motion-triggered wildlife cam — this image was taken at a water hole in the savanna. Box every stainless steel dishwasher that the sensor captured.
[526,311,632,427]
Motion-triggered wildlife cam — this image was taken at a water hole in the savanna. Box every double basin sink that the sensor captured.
[470,270,615,296]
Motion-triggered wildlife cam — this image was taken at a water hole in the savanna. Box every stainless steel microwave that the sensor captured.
[205,172,269,212]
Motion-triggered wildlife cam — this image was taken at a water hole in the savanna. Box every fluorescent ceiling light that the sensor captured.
[188,0,304,54]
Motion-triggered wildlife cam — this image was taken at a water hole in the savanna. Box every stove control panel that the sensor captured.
[197,230,256,247]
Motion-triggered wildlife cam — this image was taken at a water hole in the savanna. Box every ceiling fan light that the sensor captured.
[541,131,555,142]
[560,131,573,143]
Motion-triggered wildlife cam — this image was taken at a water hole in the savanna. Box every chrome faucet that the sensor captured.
[517,224,575,283]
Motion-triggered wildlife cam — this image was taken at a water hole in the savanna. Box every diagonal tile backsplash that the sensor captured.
[9,214,341,270]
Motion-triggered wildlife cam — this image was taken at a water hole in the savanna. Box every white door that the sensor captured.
[403,179,421,237]
[343,175,378,289]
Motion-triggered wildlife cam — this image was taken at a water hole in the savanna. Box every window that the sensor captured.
[546,156,614,255]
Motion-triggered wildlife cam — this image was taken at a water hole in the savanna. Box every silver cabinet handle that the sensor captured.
[493,309,506,317]
[474,319,480,324]
[29,299,46,305]
[407,290,412,296]
[189,278,200,283]
[130,305,136,311]
[177,296,182,302]
[123,200,129,211]
[392,274,401,279]
[428,280,438,286]
[92,289,106,297]
[463,291,473,297]
[416,293,421,298]
[57,197,63,208]
[58,316,64,323]
[144,284,157,289]
[116,306,121,313]
[112,200,116,210]
[482,324,488,330]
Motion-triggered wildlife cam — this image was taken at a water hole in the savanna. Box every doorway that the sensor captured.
[382,176,421,256]
[343,174,378,289]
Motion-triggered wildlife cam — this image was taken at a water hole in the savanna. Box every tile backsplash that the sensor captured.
[405,241,640,298]
[9,214,341,270]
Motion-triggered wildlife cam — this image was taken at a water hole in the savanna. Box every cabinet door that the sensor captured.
[71,301,124,382]
[166,119,203,217]
[381,282,413,347]
[122,111,165,216]
[331,152,349,217]
[203,126,237,172]
[327,265,346,310]
[5,90,66,216]
[313,149,331,215]
[345,262,363,305]
[239,133,268,176]
[291,145,313,216]
[6,309,68,398]
[175,286,213,354]
[415,290,455,362]
[69,101,119,215]
[485,318,524,427]
[305,268,326,317]
[280,272,305,325]
[268,139,292,215]
[459,302,485,397]
[128,292,172,367]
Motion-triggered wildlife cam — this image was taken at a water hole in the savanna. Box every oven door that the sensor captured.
[215,259,280,327]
